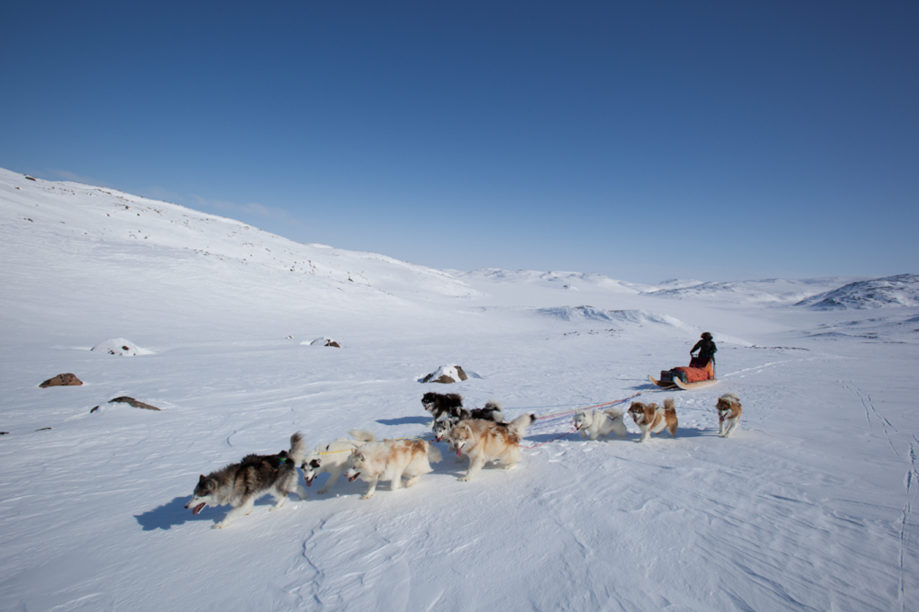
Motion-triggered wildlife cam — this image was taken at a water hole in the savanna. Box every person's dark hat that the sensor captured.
[701,332,712,340]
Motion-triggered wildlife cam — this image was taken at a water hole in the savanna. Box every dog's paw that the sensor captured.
[213,522,227,529]
[360,493,374,500]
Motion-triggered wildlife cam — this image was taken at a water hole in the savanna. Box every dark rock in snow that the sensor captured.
[108,396,161,411]
[421,365,468,384]
[39,373,83,388]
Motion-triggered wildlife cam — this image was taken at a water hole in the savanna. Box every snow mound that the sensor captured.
[90,337,152,356]
[796,274,919,309]
[420,364,469,383]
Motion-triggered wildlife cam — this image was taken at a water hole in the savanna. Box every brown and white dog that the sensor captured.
[345,438,442,499]
[716,393,742,437]
[628,399,678,442]
[449,414,536,481]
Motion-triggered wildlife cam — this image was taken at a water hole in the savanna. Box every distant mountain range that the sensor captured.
[795,274,919,310]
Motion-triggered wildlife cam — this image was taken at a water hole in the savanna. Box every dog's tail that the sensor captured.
[426,440,443,463]
[603,407,624,419]
[484,400,505,421]
[288,432,307,465]
[662,398,676,414]
[507,413,537,437]
[348,429,376,443]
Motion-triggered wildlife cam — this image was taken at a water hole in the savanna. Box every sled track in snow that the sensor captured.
[845,381,917,611]
[903,442,918,612]
[721,354,839,380]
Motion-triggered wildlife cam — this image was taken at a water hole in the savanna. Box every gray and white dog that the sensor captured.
[185,433,306,529]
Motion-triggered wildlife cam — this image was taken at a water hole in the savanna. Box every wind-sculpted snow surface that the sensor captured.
[1,169,917,611]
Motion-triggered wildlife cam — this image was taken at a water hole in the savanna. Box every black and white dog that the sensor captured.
[421,392,465,427]
[422,392,505,426]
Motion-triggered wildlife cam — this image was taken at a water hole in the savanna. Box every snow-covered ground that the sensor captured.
[1,169,917,610]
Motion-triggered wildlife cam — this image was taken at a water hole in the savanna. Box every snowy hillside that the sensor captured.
[1,169,918,611]
[0,169,475,341]
[797,273,919,310]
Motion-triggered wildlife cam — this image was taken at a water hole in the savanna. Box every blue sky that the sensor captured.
[2,1,916,283]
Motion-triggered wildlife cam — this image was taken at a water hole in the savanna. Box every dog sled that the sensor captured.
[650,357,718,390]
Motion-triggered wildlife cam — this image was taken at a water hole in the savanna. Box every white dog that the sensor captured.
[573,408,627,440]
[300,430,376,494]
[716,393,743,437]
[345,438,442,499]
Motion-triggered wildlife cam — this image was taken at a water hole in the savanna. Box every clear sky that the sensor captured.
[2,1,916,283]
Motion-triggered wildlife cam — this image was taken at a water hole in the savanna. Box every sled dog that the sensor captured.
[345,438,442,499]
[300,430,376,494]
[431,401,504,441]
[185,433,306,528]
[628,399,678,443]
[449,414,536,481]
[716,393,743,437]
[421,392,465,426]
[573,407,627,441]
[467,401,505,423]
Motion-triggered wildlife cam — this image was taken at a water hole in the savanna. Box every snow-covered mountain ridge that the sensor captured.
[797,273,919,309]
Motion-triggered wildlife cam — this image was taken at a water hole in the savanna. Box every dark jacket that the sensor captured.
[691,338,717,363]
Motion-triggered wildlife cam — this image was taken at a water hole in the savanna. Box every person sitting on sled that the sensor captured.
[689,332,717,376]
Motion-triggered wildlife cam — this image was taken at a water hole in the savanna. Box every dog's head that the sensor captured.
[628,401,655,425]
[300,451,322,486]
[184,474,217,515]
[433,418,455,443]
[345,449,365,482]
[716,393,741,419]
[573,411,591,431]
[421,392,437,413]
[450,422,474,457]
